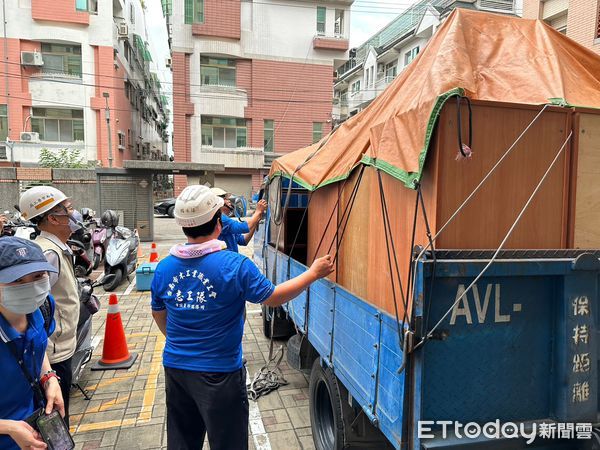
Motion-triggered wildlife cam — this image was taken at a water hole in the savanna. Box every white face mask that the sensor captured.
[0,278,51,315]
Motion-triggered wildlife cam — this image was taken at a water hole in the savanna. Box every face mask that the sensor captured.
[0,277,50,315]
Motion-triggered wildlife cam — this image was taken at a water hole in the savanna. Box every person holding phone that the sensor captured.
[0,237,65,450]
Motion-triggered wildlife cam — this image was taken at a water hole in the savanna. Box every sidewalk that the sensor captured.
[69,218,315,449]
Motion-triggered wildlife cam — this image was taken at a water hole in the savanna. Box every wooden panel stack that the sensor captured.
[303,100,599,317]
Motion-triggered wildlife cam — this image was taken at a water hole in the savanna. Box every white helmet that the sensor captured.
[209,187,228,197]
[175,185,224,228]
[19,186,69,221]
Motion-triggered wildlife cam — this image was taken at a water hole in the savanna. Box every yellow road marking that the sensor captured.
[72,331,167,433]
[73,418,136,434]
[85,373,137,391]
[138,335,165,422]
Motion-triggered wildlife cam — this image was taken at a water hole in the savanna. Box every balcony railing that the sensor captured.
[197,146,264,169]
[30,72,83,82]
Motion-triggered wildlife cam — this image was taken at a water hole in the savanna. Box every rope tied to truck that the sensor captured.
[251,126,340,401]
[412,129,573,353]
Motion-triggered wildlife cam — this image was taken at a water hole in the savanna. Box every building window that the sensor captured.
[41,43,82,78]
[404,46,420,66]
[31,108,84,142]
[130,2,135,23]
[124,41,132,63]
[0,105,7,143]
[264,119,274,152]
[184,0,204,24]
[200,57,236,87]
[317,6,326,35]
[201,116,246,148]
[385,62,397,80]
[334,9,344,36]
[351,80,361,94]
[118,131,126,149]
[75,0,97,13]
[312,123,323,144]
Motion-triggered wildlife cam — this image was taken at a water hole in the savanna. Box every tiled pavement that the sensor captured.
[69,217,315,450]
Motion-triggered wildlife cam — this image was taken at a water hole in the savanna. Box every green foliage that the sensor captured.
[38,148,97,169]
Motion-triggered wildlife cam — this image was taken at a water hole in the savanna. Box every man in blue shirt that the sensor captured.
[211,187,267,253]
[0,237,65,450]
[151,185,333,450]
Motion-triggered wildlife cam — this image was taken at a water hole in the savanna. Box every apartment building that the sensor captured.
[523,0,600,54]
[333,0,518,122]
[165,0,353,198]
[0,0,169,167]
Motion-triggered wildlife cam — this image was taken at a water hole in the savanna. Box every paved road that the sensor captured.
[69,216,315,450]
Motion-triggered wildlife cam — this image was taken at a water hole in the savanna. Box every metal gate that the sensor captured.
[97,173,153,242]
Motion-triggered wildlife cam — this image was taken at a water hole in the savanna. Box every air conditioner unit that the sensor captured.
[118,23,129,37]
[21,51,43,67]
[166,57,172,68]
[20,132,40,143]
[333,70,338,79]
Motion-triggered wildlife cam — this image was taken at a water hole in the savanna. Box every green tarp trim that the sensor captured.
[270,89,577,192]
[361,87,464,189]
[271,87,464,191]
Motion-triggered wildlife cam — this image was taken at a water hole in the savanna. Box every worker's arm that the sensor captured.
[263,255,334,307]
[245,199,267,234]
[152,310,168,337]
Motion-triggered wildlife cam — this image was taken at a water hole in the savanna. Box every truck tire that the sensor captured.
[309,359,345,450]
[262,305,295,339]
[167,205,175,218]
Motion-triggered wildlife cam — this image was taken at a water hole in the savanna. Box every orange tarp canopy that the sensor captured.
[270,8,600,190]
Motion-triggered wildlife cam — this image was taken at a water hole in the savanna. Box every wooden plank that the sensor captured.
[307,182,339,282]
[573,113,600,247]
[434,103,570,249]
[337,168,371,301]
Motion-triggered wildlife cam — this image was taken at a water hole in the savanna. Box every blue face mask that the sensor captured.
[0,278,50,315]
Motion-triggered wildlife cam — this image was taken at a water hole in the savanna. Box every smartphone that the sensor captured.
[24,407,44,430]
[36,411,75,450]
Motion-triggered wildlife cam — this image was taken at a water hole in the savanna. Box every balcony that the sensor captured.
[313,35,349,51]
[8,141,87,165]
[374,75,396,95]
[194,146,264,169]
[195,85,248,117]
[264,152,283,168]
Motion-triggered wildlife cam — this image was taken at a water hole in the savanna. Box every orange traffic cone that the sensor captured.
[135,230,145,258]
[149,242,159,263]
[91,294,138,371]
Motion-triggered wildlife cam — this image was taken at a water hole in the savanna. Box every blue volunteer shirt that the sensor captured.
[219,214,250,253]
[0,297,55,450]
[151,250,275,372]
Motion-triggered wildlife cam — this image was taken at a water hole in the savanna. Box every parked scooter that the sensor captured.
[101,210,139,292]
[2,208,38,240]
[91,216,109,270]
[72,273,115,399]
[69,210,94,277]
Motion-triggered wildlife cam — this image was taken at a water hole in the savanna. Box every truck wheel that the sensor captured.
[309,359,345,450]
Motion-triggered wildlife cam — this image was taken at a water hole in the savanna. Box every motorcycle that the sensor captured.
[103,224,139,292]
[71,273,115,399]
[91,218,109,270]
[2,208,38,240]
[68,210,96,277]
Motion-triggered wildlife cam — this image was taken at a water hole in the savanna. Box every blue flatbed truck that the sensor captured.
[254,207,600,449]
